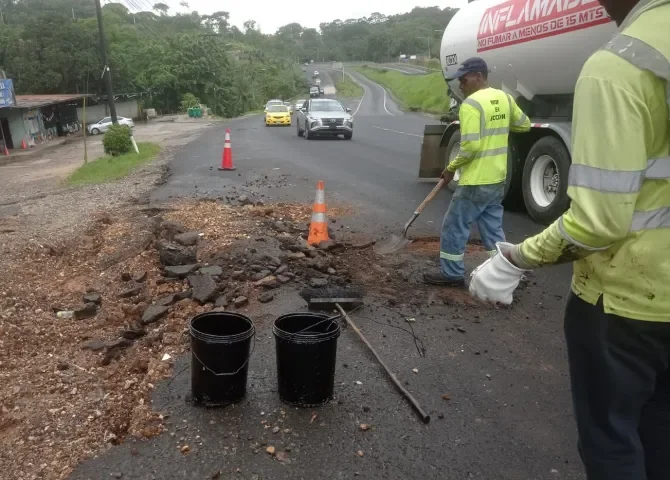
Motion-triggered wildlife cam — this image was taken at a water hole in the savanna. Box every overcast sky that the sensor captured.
[150,0,467,34]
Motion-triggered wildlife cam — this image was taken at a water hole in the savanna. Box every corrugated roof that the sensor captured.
[14,94,93,109]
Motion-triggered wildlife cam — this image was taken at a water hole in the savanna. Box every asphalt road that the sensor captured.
[72,64,581,479]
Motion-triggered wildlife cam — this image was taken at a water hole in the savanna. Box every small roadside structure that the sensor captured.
[0,94,90,151]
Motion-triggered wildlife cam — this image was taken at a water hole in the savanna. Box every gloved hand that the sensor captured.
[469,242,528,305]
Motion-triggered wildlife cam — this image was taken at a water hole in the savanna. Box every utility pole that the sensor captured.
[419,36,431,60]
[94,0,118,124]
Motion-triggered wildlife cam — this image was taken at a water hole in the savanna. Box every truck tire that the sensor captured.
[445,131,523,208]
[522,136,571,225]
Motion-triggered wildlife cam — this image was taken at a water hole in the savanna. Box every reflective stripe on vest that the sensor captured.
[569,156,670,193]
[579,33,670,233]
[558,216,611,251]
[631,207,670,232]
[602,34,670,116]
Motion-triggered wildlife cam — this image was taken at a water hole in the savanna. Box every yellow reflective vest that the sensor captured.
[446,87,530,185]
[516,0,670,322]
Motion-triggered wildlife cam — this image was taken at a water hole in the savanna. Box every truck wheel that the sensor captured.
[445,131,523,208]
[522,136,571,225]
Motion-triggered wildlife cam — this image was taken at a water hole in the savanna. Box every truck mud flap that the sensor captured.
[418,124,448,180]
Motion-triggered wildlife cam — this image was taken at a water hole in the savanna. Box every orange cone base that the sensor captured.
[308,223,329,246]
[218,166,236,171]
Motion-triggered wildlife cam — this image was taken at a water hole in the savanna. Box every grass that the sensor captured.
[335,75,364,97]
[67,142,161,186]
[353,66,452,114]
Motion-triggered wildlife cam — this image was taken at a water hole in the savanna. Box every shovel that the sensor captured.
[374,178,445,255]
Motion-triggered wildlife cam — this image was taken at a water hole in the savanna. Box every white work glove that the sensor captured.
[469,242,528,305]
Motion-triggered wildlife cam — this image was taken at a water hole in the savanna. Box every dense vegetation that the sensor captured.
[0,1,457,116]
[0,0,307,116]
[316,8,457,63]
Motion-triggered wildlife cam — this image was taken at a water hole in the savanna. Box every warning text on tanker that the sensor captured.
[477,0,610,52]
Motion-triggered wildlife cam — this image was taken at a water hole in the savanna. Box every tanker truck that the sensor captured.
[418,0,617,224]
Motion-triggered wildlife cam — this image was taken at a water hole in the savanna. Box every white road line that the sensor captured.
[371,126,422,138]
[344,70,367,117]
[360,75,395,116]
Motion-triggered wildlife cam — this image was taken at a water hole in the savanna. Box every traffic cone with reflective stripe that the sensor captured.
[308,181,329,246]
[21,138,27,150]
[218,128,236,171]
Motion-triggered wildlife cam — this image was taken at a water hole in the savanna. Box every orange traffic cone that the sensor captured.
[307,181,330,246]
[2,144,8,156]
[218,128,236,171]
[21,138,27,150]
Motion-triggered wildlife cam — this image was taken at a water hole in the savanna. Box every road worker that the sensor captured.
[423,57,530,287]
[470,0,670,478]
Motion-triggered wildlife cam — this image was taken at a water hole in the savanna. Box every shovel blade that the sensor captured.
[373,234,412,255]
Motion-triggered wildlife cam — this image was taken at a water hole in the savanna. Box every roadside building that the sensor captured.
[0,93,141,152]
[0,94,90,150]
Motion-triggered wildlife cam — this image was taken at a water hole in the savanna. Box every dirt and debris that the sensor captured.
[0,196,499,479]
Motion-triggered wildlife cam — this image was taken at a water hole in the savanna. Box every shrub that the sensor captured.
[103,124,132,156]
[180,93,200,112]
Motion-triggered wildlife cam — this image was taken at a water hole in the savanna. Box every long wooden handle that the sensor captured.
[336,304,431,424]
[414,178,445,215]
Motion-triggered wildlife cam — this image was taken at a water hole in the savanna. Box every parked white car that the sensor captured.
[87,116,135,135]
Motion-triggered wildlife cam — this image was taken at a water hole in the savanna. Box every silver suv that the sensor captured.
[296,99,353,140]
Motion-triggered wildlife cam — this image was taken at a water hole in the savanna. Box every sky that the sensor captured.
[144,0,467,34]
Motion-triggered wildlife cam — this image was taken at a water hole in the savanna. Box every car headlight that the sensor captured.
[310,117,322,125]
[345,118,353,125]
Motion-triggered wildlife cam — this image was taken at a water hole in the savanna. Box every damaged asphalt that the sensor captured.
[71,66,581,479]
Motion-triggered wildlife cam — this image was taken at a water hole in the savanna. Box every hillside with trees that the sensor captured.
[0,1,457,116]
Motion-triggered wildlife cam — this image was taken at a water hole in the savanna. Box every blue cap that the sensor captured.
[447,57,488,81]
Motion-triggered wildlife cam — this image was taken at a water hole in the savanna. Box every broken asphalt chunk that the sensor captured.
[141,305,169,325]
[158,241,197,266]
[164,264,201,278]
[82,292,102,305]
[199,265,223,276]
[118,285,143,299]
[174,231,201,247]
[74,302,98,320]
[188,274,219,304]
[233,296,249,308]
[259,292,274,304]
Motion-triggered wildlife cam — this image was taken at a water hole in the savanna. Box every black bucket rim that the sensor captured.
[273,312,340,343]
[190,311,255,344]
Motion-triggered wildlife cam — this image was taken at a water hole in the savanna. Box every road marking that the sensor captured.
[377,82,395,116]
[344,70,367,117]
[361,75,395,116]
[371,126,422,138]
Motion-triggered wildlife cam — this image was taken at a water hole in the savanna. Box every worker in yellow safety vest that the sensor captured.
[423,57,530,287]
[470,0,670,478]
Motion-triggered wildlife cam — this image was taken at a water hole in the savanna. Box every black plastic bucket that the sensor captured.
[273,312,341,407]
[190,311,255,407]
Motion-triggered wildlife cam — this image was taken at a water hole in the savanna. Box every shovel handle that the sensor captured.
[414,178,445,216]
